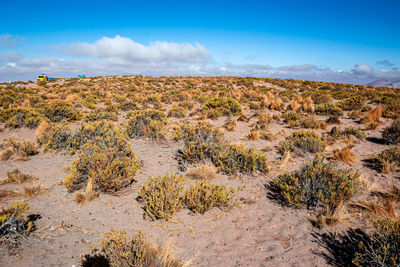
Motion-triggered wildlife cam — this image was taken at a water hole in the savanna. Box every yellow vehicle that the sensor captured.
[37,74,48,82]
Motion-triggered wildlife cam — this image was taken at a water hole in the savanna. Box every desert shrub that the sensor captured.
[336,96,365,111]
[202,97,242,117]
[300,116,322,129]
[82,94,98,109]
[168,106,187,118]
[315,104,344,116]
[0,93,18,108]
[125,110,167,140]
[279,130,324,154]
[1,138,39,158]
[0,202,39,238]
[282,112,302,127]
[331,126,366,140]
[382,120,400,145]
[0,107,44,128]
[383,101,400,119]
[83,110,118,122]
[273,155,360,211]
[371,146,400,173]
[40,101,81,122]
[353,218,400,267]
[138,174,185,221]
[183,181,236,214]
[64,124,139,195]
[79,229,186,267]
[37,123,75,153]
[177,124,269,174]
[0,169,36,185]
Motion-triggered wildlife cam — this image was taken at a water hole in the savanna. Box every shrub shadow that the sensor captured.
[312,229,370,267]
[366,136,385,145]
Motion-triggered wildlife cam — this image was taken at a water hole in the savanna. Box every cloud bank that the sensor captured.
[0,35,399,85]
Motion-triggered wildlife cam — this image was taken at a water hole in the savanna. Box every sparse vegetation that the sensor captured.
[183,181,236,214]
[279,130,324,154]
[273,155,360,214]
[138,174,186,221]
[79,229,186,267]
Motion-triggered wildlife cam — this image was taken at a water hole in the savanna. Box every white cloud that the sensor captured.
[63,35,210,63]
[0,33,26,47]
[1,36,399,85]
[0,51,22,63]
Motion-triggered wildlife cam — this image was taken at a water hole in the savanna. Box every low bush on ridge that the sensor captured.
[273,155,360,212]
[279,130,324,154]
[176,123,269,174]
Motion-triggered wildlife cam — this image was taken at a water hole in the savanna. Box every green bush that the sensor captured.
[383,101,400,119]
[125,110,167,140]
[183,181,236,214]
[168,106,187,118]
[37,123,75,152]
[64,127,139,194]
[279,130,324,154]
[0,107,44,128]
[331,126,366,140]
[273,155,360,210]
[315,104,344,116]
[282,112,302,127]
[40,100,81,122]
[372,146,400,173]
[336,96,365,111]
[178,124,269,174]
[202,97,242,117]
[382,120,400,145]
[83,110,118,122]
[353,219,400,267]
[138,174,186,221]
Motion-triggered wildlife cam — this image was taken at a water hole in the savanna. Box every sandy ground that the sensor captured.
[0,110,398,267]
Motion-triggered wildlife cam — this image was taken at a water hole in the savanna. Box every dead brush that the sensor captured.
[187,163,217,180]
[270,98,284,111]
[332,145,357,163]
[223,117,237,131]
[74,192,86,205]
[246,129,260,140]
[308,202,349,228]
[288,99,301,112]
[22,181,47,198]
[0,169,36,185]
[302,96,315,113]
[363,104,382,125]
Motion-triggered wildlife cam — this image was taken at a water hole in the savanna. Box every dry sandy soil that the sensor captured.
[0,79,399,267]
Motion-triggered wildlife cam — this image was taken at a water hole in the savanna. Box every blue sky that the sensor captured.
[0,0,399,83]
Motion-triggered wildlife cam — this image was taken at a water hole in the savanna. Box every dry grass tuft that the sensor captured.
[1,169,36,184]
[35,120,52,138]
[332,146,357,163]
[74,192,86,204]
[223,117,237,131]
[187,164,217,180]
[23,181,47,198]
[302,96,315,113]
[364,104,382,123]
[247,129,260,140]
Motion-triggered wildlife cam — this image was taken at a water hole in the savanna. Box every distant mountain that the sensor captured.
[367,79,400,88]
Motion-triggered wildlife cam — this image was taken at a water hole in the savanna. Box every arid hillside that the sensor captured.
[0,76,399,266]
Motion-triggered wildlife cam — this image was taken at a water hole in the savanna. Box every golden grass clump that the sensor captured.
[332,146,357,163]
[35,120,52,139]
[187,164,217,180]
[302,96,314,113]
[223,117,237,131]
[0,169,36,185]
